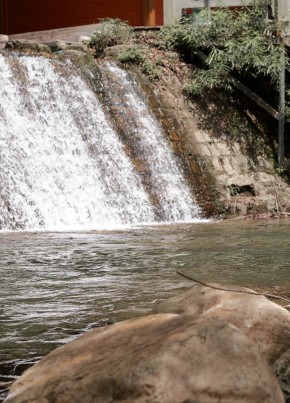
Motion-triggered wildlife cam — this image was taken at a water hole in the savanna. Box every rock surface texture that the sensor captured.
[154,283,290,364]
[274,348,290,402]
[139,50,290,216]
[4,313,284,403]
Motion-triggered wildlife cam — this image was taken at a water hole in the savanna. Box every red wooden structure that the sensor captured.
[0,0,163,35]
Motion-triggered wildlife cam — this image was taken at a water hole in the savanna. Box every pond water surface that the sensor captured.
[1,219,290,388]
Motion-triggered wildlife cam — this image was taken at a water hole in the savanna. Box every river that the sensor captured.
[1,219,289,373]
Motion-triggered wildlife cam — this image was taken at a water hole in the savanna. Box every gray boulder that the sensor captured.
[43,41,86,53]
[44,40,68,52]
[5,40,51,53]
[5,314,284,403]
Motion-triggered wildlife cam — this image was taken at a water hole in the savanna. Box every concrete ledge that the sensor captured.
[9,24,101,43]
[0,35,9,49]
[8,24,161,45]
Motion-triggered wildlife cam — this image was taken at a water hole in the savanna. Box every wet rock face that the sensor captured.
[274,348,290,402]
[154,283,290,364]
[5,40,51,53]
[4,314,284,403]
[4,39,86,54]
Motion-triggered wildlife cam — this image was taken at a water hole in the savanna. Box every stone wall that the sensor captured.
[135,72,220,216]
[136,60,290,218]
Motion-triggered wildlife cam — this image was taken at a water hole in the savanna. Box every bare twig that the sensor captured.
[177,271,290,303]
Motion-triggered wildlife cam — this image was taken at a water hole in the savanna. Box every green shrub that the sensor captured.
[117,46,162,81]
[141,59,162,81]
[117,47,145,64]
[88,18,133,55]
[161,1,288,95]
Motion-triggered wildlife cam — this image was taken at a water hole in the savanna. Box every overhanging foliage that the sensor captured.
[161,1,289,96]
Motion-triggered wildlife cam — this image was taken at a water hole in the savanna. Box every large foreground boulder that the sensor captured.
[154,283,290,364]
[5,314,283,403]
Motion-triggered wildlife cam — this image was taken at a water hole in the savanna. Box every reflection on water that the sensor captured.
[1,220,290,366]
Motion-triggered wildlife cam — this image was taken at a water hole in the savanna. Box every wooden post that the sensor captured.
[278,47,285,168]
[143,0,156,26]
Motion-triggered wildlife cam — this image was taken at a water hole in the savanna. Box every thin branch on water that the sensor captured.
[176,271,290,304]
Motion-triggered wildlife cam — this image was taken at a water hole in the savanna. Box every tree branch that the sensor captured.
[176,271,290,303]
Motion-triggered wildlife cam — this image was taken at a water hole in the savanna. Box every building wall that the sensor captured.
[163,0,252,25]
[0,0,163,35]
[0,0,8,33]
[278,0,290,19]
[155,0,164,25]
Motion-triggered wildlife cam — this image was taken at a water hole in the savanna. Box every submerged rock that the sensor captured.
[154,283,290,364]
[4,314,284,403]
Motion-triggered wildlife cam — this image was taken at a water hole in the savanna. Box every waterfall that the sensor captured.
[98,61,201,222]
[0,53,201,230]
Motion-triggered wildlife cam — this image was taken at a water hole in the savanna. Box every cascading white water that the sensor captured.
[0,54,156,230]
[99,62,201,222]
[0,53,201,230]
